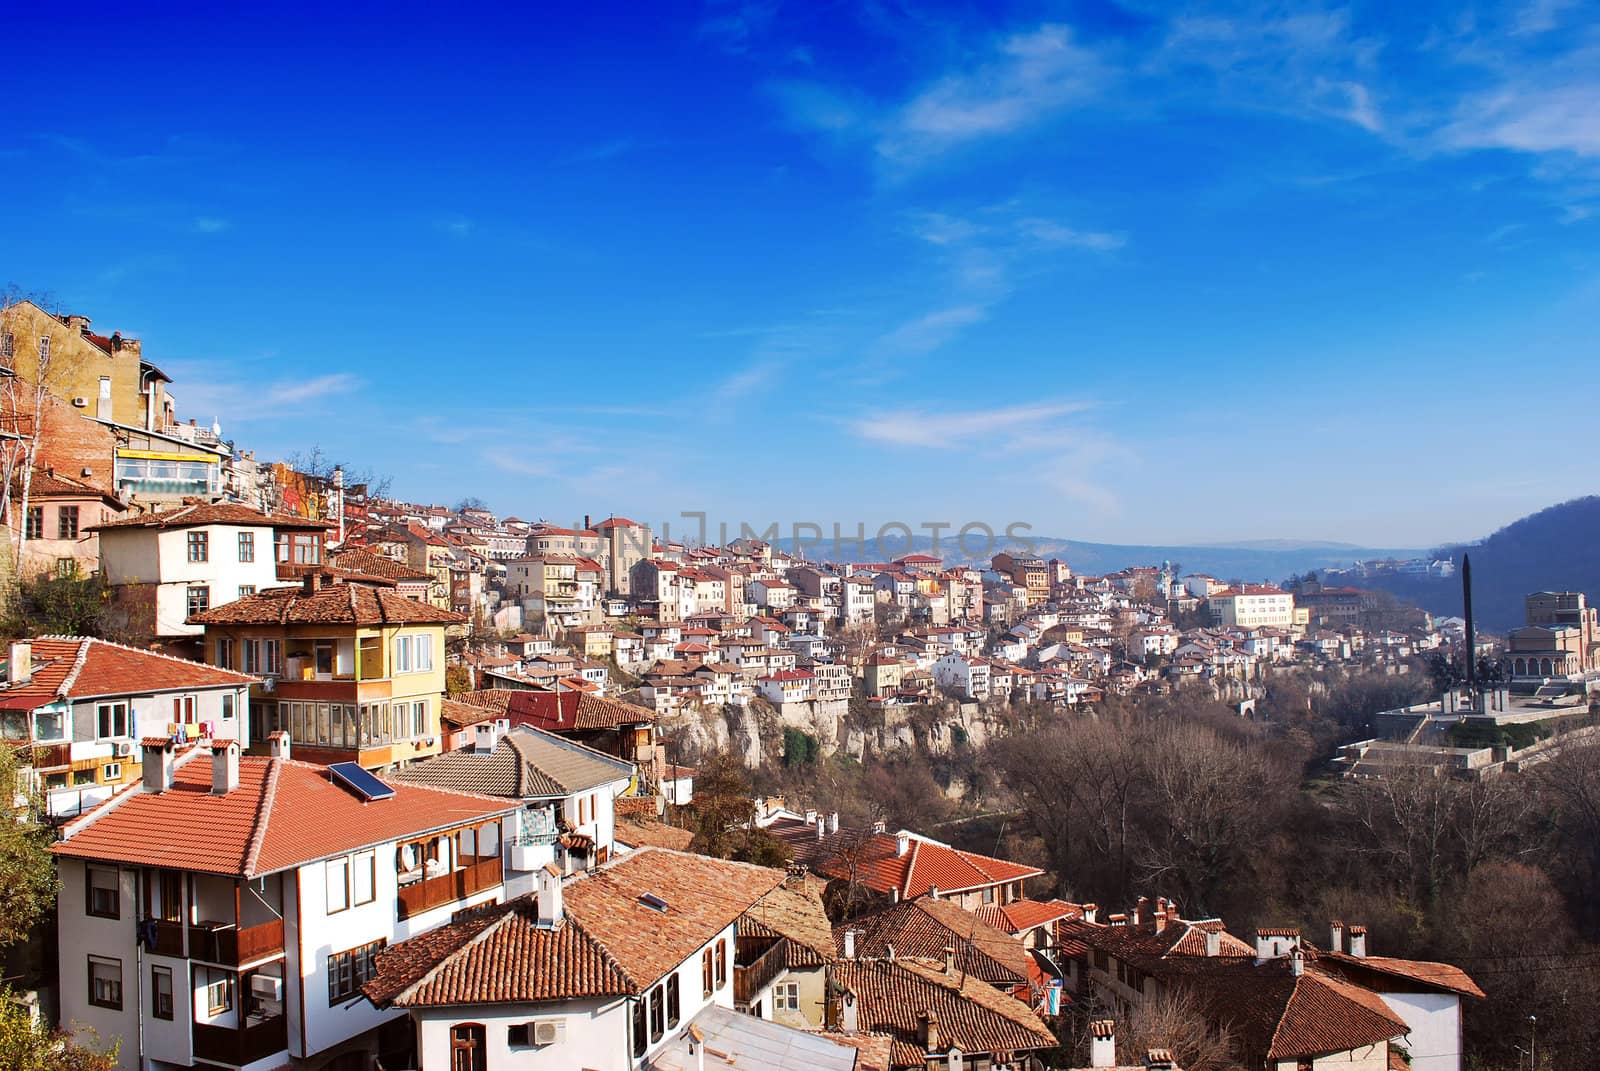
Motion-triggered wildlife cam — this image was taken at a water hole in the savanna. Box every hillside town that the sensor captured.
[3,295,1593,1071]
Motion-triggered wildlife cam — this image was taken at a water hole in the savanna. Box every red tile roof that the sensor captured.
[0,637,255,709]
[972,898,1083,935]
[1315,951,1485,998]
[501,690,659,731]
[193,580,463,626]
[837,898,1032,985]
[53,752,516,877]
[768,824,1041,899]
[831,958,1055,1067]
[89,502,328,532]
[1195,960,1408,1061]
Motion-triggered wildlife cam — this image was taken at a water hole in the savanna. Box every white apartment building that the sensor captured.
[1207,585,1295,628]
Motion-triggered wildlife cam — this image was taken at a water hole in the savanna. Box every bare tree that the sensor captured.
[1118,985,1244,1071]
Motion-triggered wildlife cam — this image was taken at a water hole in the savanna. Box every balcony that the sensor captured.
[144,919,285,967]
[734,938,789,1007]
[397,856,503,920]
[192,1016,287,1067]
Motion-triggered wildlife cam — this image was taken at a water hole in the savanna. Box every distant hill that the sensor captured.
[1361,496,1600,632]
[777,533,1423,586]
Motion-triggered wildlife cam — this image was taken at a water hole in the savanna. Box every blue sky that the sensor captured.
[4,1,1597,548]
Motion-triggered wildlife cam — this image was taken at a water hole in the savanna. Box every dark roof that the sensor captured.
[837,897,1032,985]
[389,726,634,799]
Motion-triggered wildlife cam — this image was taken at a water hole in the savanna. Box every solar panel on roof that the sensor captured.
[1535,684,1568,698]
[329,761,395,802]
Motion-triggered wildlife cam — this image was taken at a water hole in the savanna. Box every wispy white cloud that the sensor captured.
[872,304,988,357]
[1015,217,1126,251]
[852,399,1095,447]
[267,374,361,405]
[710,359,782,405]
[1440,78,1600,157]
[881,24,1109,163]
[700,0,782,55]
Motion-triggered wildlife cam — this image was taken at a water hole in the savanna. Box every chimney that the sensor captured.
[1152,907,1167,934]
[1291,947,1305,976]
[816,816,825,840]
[804,808,817,823]
[929,885,939,899]
[303,572,323,594]
[841,992,858,1033]
[7,641,32,685]
[896,833,910,856]
[1134,896,1149,925]
[1089,1020,1116,1069]
[211,739,240,795]
[921,1011,939,1053]
[1330,920,1345,954]
[1348,925,1367,958]
[1144,1049,1176,1071]
[843,929,858,959]
[1108,913,1127,928]
[944,946,955,974]
[1083,903,1098,924]
[473,719,504,754]
[1204,928,1221,957]
[829,811,840,833]
[536,864,563,928]
[267,731,291,761]
[142,738,176,793]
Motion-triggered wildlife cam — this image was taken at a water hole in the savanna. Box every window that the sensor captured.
[632,1000,648,1058]
[277,532,322,565]
[172,695,196,724]
[352,850,376,905]
[327,939,385,1004]
[702,946,714,998]
[186,586,210,619]
[187,530,209,562]
[152,870,182,922]
[450,1024,486,1071]
[95,702,128,740]
[88,956,122,1010]
[38,336,49,362]
[314,640,335,677]
[241,640,257,674]
[58,506,80,539]
[24,508,41,540]
[263,639,282,675]
[714,938,727,989]
[774,980,799,1012]
[327,856,350,913]
[221,693,234,721]
[152,965,173,1020]
[204,969,233,1015]
[103,762,121,781]
[86,866,120,918]
[0,332,10,359]
[238,584,256,598]
[392,634,434,675]
[216,638,234,669]
[237,531,255,562]
[33,708,65,741]
[666,973,680,1028]
[649,984,664,1042]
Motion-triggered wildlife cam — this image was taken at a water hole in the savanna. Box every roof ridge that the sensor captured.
[55,638,93,697]
[243,758,281,877]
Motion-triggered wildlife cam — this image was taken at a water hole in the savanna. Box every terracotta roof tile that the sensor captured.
[837,898,1031,985]
[89,502,327,532]
[193,580,463,626]
[54,753,516,877]
[0,636,255,709]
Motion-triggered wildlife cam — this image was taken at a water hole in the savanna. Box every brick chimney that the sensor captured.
[1144,1048,1176,1070]
[211,739,240,795]
[1090,1020,1115,1068]
[920,1011,938,1053]
[303,572,323,594]
[943,946,955,974]
[142,738,176,793]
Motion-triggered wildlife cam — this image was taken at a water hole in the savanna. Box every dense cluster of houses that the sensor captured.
[0,297,1517,1071]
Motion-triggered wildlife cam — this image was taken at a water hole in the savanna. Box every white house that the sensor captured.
[361,848,790,1071]
[931,652,991,700]
[51,735,520,1071]
[92,503,330,647]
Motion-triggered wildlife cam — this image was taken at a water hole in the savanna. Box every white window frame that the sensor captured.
[95,701,129,740]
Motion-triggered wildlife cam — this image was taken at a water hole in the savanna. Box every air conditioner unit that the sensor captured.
[532,1019,565,1046]
[250,975,283,1002]
[71,396,88,408]
[113,740,134,757]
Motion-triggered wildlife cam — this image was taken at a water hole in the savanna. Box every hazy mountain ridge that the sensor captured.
[779,533,1424,583]
[1360,496,1600,631]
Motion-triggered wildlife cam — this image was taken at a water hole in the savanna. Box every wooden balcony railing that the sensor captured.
[396,857,503,921]
[192,1016,288,1067]
[734,938,788,1006]
[146,919,285,966]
